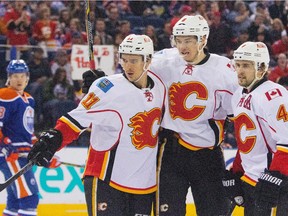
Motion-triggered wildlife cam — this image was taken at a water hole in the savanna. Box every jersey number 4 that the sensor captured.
[277,104,288,122]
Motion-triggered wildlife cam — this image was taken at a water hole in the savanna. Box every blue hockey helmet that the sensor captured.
[6,59,29,75]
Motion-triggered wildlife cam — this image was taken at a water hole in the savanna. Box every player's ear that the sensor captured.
[257,62,267,78]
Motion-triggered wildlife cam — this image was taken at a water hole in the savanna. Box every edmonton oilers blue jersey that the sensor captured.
[0,87,34,152]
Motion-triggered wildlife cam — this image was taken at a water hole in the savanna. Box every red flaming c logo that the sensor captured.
[129,108,162,150]
[169,81,207,120]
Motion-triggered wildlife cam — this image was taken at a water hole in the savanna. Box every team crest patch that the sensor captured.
[97,78,114,93]
[265,88,282,101]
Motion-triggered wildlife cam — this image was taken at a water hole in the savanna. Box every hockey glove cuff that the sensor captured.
[222,170,245,206]
[28,129,62,167]
[255,169,287,209]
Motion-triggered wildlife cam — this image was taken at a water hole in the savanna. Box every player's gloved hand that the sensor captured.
[28,129,62,167]
[82,69,106,93]
[255,169,286,209]
[222,170,245,206]
[0,137,19,162]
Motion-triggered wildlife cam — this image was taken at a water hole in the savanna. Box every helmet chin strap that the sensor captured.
[133,61,148,84]
[184,43,203,65]
[246,70,266,91]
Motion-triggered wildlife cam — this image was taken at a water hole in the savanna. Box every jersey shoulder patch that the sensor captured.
[0,88,19,101]
[265,88,282,101]
[96,78,114,93]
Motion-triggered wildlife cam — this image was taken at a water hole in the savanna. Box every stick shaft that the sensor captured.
[60,161,85,168]
[0,159,35,192]
[84,0,95,70]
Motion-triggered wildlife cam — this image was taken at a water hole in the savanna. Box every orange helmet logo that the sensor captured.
[129,108,162,150]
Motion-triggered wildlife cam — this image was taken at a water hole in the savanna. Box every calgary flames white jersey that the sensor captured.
[55,72,166,194]
[231,80,288,185]
[150,48,238,149]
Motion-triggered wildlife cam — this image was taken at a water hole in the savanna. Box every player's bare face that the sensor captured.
[9,73,29,93]
[175,36,198,62]
[234,60,256,87]
[120,54,146,82]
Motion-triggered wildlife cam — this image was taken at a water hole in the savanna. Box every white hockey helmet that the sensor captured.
[173,15,210,43]
[118,34,154,61]
[233,41,270,72]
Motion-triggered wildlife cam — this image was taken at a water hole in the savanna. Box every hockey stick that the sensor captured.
[60,161,85,168]
[0,156,37,192]
[84,0,96,70]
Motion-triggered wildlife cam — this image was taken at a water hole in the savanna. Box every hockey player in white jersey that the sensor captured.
[222,41,288,215]
[150,15,238,215]
[27,34,166,216]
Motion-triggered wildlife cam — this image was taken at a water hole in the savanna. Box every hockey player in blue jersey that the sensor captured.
[0,59,39,216]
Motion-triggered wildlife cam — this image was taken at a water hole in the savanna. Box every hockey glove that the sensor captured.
[222,170,245,206]
[28,129,62,167]
[82,69,106,93]
[255,169,286,209]
[0,137,19,162]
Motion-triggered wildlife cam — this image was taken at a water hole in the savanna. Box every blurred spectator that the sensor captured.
[222,121,237,149]
[93,34,101,45]
[113,32,124,48]
[270,18,285,43]
[250,2,272,27]
[157,21,172,50]
[94,18,113,45]
[278,75,288,89]
[68,0,83,27]
[32,7,60,61]
[26,47,52,129]
[268,53,288,82]
[148,1,170,19]
[226,1,252,37]
[271,30,288,58]
[104,6,121,38]
[129,1,147,16]
[229,29,249,58]
[50,1,65,18]
[247,13,270,42]
[27,47,52,87]
[63,31,85,54]
[103,0,131,17]
[207,1,220,20]
[195,1,211,26]
[268,0,287,26]
[207,11,233,56]
[58,8,71,35]
[170,4,193,30]
[64,18,87,45]
[144,25,158,51]
[3,2,31,61]
[42,67,77,128]
[116,20,131,40]
[0,2,7,36]
[50,49,73,85]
